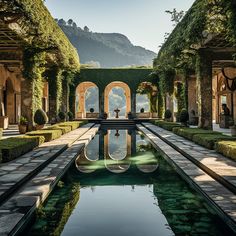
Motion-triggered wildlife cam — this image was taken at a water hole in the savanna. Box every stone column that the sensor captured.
[131,89,136,116]
[196,50,213,129]
[99,90,105,118]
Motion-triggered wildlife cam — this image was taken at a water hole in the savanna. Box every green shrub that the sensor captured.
[192,134,236,150]
[26,129,62,142]
[164,109,172,119]
[46,125,72,134]
[58,111,66,121]
[0,136,45,162]
[153,120,182,131]
[172,127,218,140]
[34,109,48,125]
[179,109,189,124]
[216,141,236,160]
[58,121,88,130]
[67,111,74,121]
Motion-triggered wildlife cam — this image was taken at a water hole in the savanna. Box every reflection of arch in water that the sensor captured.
[104,81,131,118]
[136,162,159,173]
[75,152,98,174]
[84,134,99,161]
[105,130,131,160]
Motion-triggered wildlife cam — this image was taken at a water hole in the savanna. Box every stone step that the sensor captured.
[0,123,95,204]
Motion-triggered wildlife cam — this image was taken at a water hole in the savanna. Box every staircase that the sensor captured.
[101,119,136,129]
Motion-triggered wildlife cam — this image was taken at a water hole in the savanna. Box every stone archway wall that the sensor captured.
[75,82,99,118]
[104,82,131,118]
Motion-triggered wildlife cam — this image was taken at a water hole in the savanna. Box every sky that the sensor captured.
[45,0,195,53]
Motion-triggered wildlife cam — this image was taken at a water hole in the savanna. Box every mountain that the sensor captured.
[58,21,157,68]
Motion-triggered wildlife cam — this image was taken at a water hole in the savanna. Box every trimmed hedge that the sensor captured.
[0,136,45,163]
[46,125,72,135]
[58,121,88,130]
[26,129,62,142]
[172,127,219,140]
[192,134,236,150]
[216,141,236,160]
[152,120,183,131]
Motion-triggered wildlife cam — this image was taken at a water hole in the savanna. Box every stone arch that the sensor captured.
[104,81,131,118]
[75,82,99,118]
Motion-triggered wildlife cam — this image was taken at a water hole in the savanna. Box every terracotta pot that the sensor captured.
[18,124,27,134]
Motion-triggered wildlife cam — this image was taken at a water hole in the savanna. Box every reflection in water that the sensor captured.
[76,129,159,174]
[108,130,127,160]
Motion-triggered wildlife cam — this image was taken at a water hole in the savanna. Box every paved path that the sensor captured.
[0,124,100,236]
[0,123,94,203]
[142,122,236,194]
[137,124,236,233]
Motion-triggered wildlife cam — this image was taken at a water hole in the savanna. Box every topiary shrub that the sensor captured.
[179,109,189,125]
[164,109,172,120]
[90,108,94,113]
[67,111,74,121]
[58,111,66,121]
[26,129,62,142]
[34,109,48,126]
[140,108,145,113]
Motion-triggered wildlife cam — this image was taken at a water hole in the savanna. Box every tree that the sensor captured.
[67,19,73,26]
[165,8,185,27]
[72,22,77,28]
[84,26,90,32]
[58,19,66,26]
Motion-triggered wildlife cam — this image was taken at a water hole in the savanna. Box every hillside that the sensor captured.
[58,20,156,68]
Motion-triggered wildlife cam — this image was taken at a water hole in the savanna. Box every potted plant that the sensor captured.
[34,109,48,130]
[58,111,66,122]
[179,109,189,126]
[67,111,74,121]
[164,109,172,121]
[18,116,28,134]
[90,108,94,113]
[140,108,145,113]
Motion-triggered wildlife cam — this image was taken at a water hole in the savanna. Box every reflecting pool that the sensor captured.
[25,129,234,236]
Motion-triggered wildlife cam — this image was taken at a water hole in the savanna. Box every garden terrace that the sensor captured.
[154,0,236,130]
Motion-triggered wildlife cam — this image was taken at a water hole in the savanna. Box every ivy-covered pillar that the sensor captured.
[47,67,63,122]
[157,91,164,118]
[61,76,69,113]
[69,83,76,116]
[22,50,46,128]
[196,50,213,129]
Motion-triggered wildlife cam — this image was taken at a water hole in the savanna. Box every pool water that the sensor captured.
[25,129,234,236]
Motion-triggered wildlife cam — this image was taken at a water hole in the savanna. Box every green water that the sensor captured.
[25,129,234,236]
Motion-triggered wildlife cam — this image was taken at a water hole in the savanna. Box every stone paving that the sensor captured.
[137,124,236,233]
[0,123,94,203]
[142,122,236,193]
[0,124,100,236]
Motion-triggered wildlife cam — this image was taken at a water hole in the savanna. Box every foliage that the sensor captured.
[164,109,172,119]
[19,116,28,125]
[90,108,94,113]
[0,136,45,163]
[152,120,183,131]
[58,121,88,130]
[175,82,187,119]
[46,125,71,135]
[179,109,189,123]
[5,0,80,70]
[34,109,48,125]
[216,141,236,161]
[140,108,145,113]
[58,111,66,121]
[67,111,74,121]
[27,129,62,142]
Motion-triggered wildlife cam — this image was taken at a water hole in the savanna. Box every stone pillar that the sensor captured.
[131,90,136,116]
[99,90,105,118]
[196,50,213,129]
[0,85,3,116]
[21,77,34,128]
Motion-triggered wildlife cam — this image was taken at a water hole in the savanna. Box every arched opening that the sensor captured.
[3,78,16,124]
[104,81,131,119]
[75,82,99,118]
[136,82,157,118]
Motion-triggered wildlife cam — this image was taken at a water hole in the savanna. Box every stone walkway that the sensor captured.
[0,124,100,236]
[0,123,94,203]
[142,122,236,194]
[137,124,236,233]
